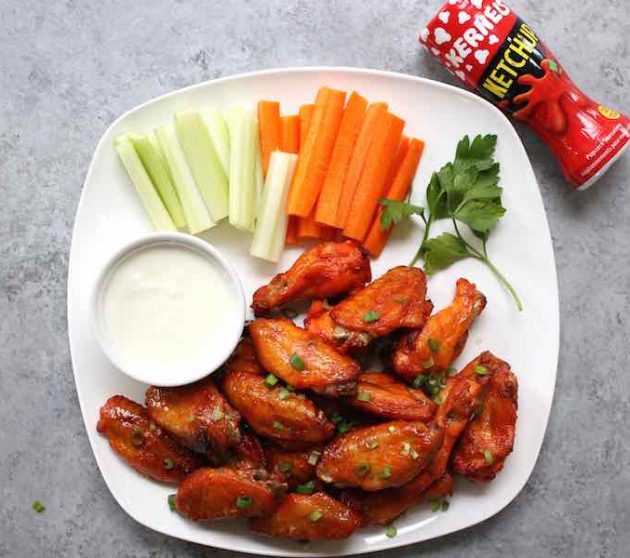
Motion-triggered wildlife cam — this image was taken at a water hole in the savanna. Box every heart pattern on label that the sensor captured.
[470,0,483,8]
[434,27,452,45]
[455,70,466,81]
[489,34,500,45]
[431,47,441,56]
[458,12,471,24]
[465,64,473,72]
[438,11,450,23]
[475,49,490,64]
[420,28,430,42]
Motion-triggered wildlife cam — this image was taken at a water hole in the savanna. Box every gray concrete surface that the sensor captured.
[1,0,629,556]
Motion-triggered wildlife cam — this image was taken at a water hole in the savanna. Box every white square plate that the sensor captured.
[68,67,559,556]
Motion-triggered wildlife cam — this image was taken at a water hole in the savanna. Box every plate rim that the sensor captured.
[67,65,560,557]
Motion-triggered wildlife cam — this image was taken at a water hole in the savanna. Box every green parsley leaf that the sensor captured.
[454,199,506,234]
[379,198,424,230]
[422,233,469,276]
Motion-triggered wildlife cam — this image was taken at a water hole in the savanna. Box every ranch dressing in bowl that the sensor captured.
[94,233,245,386]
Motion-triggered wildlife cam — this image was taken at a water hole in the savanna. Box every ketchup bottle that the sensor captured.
[420,0,629,189]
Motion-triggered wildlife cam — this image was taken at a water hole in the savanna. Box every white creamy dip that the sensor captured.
[100,243,241,384]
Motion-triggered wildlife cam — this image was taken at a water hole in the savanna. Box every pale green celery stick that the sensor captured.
[127,133,186,228]
[200,107,230,177]
[226,106,257,232]
[253,115,264,219]
[114,137,176,231]
[155,124,214,234]
[175,110,229,222]
[250,151,297,262]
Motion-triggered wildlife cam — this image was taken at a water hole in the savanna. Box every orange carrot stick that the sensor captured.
[385,136,411,190]
[343,112,405,241]
[285,216,300,245]
[258,101,282,175]
[363,138,425,257]
[297,212,323,239]
[314,92,368,227]
[299,104,314,149]
[335,102,388,228]
[281,115,300,154]
[287,88,346,217]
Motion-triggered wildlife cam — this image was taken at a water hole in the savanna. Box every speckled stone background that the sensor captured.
[1,0,628,556]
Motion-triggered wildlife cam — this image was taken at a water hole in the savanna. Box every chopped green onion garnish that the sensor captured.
[483,450,494,464]
[331,413,344,424]
[272,421,284,430]
[385,524,397,538]
[422,357,434,369]
[163,457,174,470]
[309,510,323,522]
[210,408,225,421]
[363,310,380,323]
[357,391,372,402]
[356,463,371,477]
[337,421,353,434]
[474,365,489,376]
[365,439,379,450]
[32,500,45,514]
[290,352,305,371]
[295,481,316,494]
[380,465,392,479]
[235,496,253,509]
[412,375,426,389]
[278,388,290,400]
[400,441,411,456]
[441,501,450,511]
[264,373,279,387]
[432,393,444,404]
[167,494,176,512]
[277,461,293,473]
[307,451,321,466]
[430,499,442,512]
[286,384,295,392]
[427,338,441,352]
[410,449,420,460]
[447,367,458,377]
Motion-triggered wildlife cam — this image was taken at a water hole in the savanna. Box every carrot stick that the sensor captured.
[285,216,300,245]
[335,102,388,228]
[258,101,282,175]
[343,112,405,241]
[287,87,346,217]
[281,115,300,154]
[314,92,368,227]
[299,104,314,149]
[363,138,425,257]
[385,136,410,190]
[297,212,323,239]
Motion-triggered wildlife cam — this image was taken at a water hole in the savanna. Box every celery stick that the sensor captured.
[226,106,258,232]
[250,151,297,262]
[156,124,214,234]
[175,110,229,222]
[114,137,176,231]
[253,115,264,217]
[200,107,230,177]
[128,133,186,228]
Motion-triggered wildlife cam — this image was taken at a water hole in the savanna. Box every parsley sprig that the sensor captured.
[380,134,522,311]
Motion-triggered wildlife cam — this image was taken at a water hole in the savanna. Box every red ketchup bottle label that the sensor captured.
[420,0,630,189]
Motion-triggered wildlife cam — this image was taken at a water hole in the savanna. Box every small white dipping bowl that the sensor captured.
[92,232,246,387]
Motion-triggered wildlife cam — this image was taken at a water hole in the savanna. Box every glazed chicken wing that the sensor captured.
[304,300,371,353]
[264,445,322,490]
[145,377,241,459]
[227,433,267,473]
[252,240,371,315]
[345,372,436,422]
[393,279,486,380]
[227,337,265,376]
[316,421,443,491]
[249,318,360,390]
[222,368,335,445]
[330,266,433,337]
[175,467,280,521]
[341,473,454,526]
[452,358,518,481]
[97,395,203,483]
[249,493,361,540]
